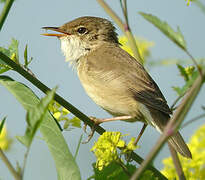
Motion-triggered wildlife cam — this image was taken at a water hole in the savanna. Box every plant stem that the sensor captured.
[0,52,166,180]
[168,143,186,180]
[96,0,143,63]
[131,69,205,179]
[74,134,83,160]
[0,0,15,31]
[0,148,22,180]
[181,113,205,129]
[170,92,185,112]
[21,147,30,179]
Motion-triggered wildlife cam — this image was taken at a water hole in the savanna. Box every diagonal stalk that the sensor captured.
[131,69,205,179]
[96,0,143,63]
[0,52,166,179]
[0,148,22,180]
[0,0,15,31]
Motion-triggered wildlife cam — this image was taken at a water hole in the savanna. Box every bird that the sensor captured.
[42,16,192,158]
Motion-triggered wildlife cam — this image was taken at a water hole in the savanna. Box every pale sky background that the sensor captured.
[0,0,205,179]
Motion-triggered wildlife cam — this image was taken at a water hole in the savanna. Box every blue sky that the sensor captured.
[0,0,205,179]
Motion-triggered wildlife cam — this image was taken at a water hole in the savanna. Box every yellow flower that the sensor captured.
[127,137,138,151]
[119,36,154,64]
[91,132,138,170]
[186,0,193,6]
[0,123,12,151]
[184,66,195,77]
[53,112,61,120]
[49,101,81,129]
[161,124,205,179]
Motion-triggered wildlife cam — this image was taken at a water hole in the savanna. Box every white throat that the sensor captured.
[60,35,90,65]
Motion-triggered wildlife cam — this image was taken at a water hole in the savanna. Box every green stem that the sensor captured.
[168,143,186,180]
[0,0,15,31]
[181,113,205,129]
[0,148,22,180]
[194,0,205,15]
[96,0,143,63]
[0,51,104,133]
[74,134,83,160]
[0,52,166,180]
[131,69,205,179]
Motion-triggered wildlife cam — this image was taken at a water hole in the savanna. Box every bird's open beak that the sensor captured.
[41,27,70,37]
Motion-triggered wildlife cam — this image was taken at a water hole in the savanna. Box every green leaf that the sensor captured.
[63,117,81,130]
[0,116,6,134]
[177,64,189,81]
[89,162,135,180]
[139,12,186,50]
[0,76,81,180]
[24,44,28,66]
[0,39,20,73]
[172,70,198,96]
[89,162,158,180]
[8,38,19,61]
[16,88,56,147]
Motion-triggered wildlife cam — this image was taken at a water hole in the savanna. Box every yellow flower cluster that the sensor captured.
[49,101,81,129]
[161,124,205,179]
[186,0,193,6]
[119,36,154,64]
[185,66,195,77]
[91,132,138,170]
[49,100,69,121]
[0,123,12,151]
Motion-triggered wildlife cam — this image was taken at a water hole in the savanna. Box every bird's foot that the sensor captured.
[82,115,133,144]
[82,116,101,144]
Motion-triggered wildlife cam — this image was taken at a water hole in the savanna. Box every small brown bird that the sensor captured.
[42,16,192,158]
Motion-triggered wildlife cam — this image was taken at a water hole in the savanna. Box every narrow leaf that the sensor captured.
[0,116,6,134]
[16,88,56,147]
[0,76,81,180]
[24,44,28,66]
[74,134,83,160]
[177,64,189,81]
[8,38,19,61]
[139,12,187,50]
[172,70,198,96]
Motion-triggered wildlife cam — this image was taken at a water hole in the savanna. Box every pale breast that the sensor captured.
[77,60,145,122]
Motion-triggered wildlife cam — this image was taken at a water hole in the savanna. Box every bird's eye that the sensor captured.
[77,27,87,34]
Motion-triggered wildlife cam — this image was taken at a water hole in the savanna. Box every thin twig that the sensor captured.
[0,0,15,31]
[120,0,129,25]
[74,134,83,160]
[181,113,205,129]
[96,0,143,62]
[168,143,186,180]
[0,148,22,180]
[117,160,131,177]
[21,147,30,179]
[170,93,185,112]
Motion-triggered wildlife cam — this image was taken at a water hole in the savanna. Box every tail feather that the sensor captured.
[148,108,192,158]
[168,132,192,158]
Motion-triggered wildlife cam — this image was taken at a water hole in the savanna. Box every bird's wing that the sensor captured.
[86,43,172,115]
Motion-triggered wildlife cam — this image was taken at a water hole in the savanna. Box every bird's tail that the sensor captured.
[168,131,192,158]
[148,108,192,158]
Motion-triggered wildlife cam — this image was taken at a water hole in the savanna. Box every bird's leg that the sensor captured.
[134,124,147,145]
[83,115,133,143]
[91,115,133,124]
